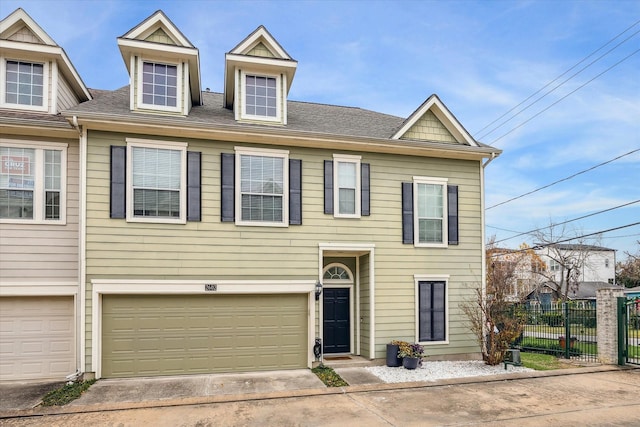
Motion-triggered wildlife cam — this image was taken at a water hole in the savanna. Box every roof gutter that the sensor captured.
[482,151,499,168]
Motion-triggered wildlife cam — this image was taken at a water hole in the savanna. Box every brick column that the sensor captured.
[596,287,624,364]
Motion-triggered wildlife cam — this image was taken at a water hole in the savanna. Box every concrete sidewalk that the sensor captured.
[1,364,633,420]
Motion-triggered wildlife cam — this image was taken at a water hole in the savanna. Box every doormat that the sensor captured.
[324,356,351,361]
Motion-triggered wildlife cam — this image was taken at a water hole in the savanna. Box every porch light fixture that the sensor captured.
[315,280,323,300]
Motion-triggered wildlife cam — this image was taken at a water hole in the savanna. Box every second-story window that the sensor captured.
[235,147,289,226]
[414,177,448,247]
[0,141,66,223]
[333,154,361,218]
[240,72,282,122]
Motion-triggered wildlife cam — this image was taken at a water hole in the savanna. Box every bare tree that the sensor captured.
[617,241,640,288]
[531,222,601,303]
[462,237,533,365]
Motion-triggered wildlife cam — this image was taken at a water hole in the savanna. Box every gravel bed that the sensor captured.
[366,360,533,383]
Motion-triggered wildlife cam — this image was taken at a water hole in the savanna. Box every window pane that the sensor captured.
[245,74,277,118]
[0,189,33,219]
[5,61,44,106]
[141,61,178,107]
[417,183,444,243]
[239,154,284,222]
[131,147,181,218]
[45,190,60,219]
[339,188,355,214]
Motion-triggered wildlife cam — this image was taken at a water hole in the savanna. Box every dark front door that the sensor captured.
[323,288,350,354]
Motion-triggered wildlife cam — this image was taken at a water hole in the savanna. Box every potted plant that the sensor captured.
[386,340,406,367]
[399,342,424,370]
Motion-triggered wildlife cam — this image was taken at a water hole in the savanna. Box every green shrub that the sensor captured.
[539,312,563,327]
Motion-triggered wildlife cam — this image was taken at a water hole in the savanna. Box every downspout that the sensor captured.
[71,115,88,377]
[480,151,498,356]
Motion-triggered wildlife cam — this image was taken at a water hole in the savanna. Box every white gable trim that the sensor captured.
[229,26,290,59]
[0,8,55,46]
[120,10,193,47]
[392,95,478,147]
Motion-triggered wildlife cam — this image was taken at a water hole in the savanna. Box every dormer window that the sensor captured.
[136,58,182,113]
[1,59,48,111]
[240,71,281,122]
[142,61,177,108]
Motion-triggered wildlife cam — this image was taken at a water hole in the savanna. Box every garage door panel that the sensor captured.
[0,296,75,381]
[102,294,307,378]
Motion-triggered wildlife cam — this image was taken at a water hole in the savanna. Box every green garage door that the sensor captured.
[102,294,308,378]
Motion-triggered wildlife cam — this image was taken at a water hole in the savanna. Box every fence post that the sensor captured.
[617,297,627,366]
[564,303,571,359]
[596,288,625,364]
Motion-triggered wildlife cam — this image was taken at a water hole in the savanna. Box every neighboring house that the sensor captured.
[3,9,501,381]
[0,9,91,381]
[534,244,616,285]
[487,246,546,302]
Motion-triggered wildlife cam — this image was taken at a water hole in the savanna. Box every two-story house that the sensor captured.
[3,8,501,381]
[0,9,91,381]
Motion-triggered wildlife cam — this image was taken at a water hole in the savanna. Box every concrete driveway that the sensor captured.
[0,380,65,411]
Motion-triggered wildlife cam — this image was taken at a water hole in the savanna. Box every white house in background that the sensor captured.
[534,244,616,285]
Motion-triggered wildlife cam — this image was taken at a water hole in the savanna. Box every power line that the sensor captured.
[486,148,640,210]
[486,47,640,147]
[491,199,640,244]
[488,221,640,258]
[475,21,640,140]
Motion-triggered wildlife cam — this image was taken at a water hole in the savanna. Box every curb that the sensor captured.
[1,364,636,419]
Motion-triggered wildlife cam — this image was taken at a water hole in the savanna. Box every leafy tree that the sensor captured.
[616,241,640,288]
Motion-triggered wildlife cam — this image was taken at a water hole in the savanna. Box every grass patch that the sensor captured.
[41,379,96,406]
[520,352,574,371]
[311,365,348,387]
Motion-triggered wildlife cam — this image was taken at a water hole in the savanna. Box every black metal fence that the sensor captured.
[513,303,598,362]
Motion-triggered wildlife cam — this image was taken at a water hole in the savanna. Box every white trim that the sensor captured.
[135,57,184,114]
[239,70,283,123]
[413,176,448,248]
[323,262,354,282]
[125,138,187,224]
[392,95,478,146]
[414,275,450,345]
[90,279,316,378]
[0,283,78,296]
[0,9,57,46]
[0,138,67,225]
[79,125,87,377]
[229,27,290,59]
[0,56,50,112]
[119,12,193,47]
[234,146,289,227]
[49,60,58,115]
[369,248,375,359]
[333,154,361,218]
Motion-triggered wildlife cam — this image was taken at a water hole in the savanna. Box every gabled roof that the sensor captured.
[224,25,298,109]
[535,244,616,252]
[0,8,91,103]
[117,10,201,104]
[392,94,478,146]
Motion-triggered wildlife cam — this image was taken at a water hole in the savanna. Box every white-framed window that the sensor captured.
[414,275,449,344]
[126,138,187,223]
[240,71,282,122]
[1,58,49,112]
[136,59,182,113]
[333,154,361,218]
[235,146,288,227]
[0,140,66,224]
[549,259,560,272]
[414,176,448,247]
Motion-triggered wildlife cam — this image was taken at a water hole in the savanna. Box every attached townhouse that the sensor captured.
[1,8,501,380]
[0,8,91,381]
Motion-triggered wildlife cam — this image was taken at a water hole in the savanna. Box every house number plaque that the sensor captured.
[205,284,217,291]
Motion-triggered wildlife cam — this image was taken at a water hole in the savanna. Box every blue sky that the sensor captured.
[3,0,639,260]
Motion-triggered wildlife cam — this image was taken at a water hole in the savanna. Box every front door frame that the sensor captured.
[322,264,354,354]
[318,243,375,359]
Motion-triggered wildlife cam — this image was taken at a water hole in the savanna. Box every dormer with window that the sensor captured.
[117,10,201,115]
[224,26,297,125]
[0,8,90,114]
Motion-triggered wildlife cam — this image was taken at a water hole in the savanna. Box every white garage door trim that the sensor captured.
[91,279,316,379]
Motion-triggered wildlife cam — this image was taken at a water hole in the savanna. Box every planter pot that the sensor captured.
[386,344,402,367]
[403,357,420,370]
[559,336,577,349]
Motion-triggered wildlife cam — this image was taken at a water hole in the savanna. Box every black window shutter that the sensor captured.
[401,182,413,244]
[447,185,459,245]
[419,281,446,342]
[221,153,235,222]
[289,159,302,225]
[361,163,370,216]
[187,151,201,221]
[324,160,333,214]
[110,145,126,219]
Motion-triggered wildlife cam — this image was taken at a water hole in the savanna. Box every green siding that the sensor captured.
[84,130,484,369]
